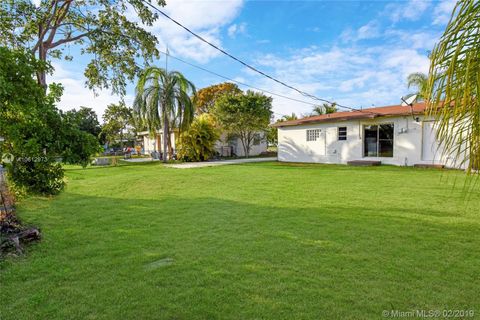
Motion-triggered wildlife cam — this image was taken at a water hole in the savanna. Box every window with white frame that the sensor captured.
[306,129,321,141]
[338,127,347,141]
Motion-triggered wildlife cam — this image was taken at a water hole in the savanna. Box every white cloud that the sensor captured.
[341,21,381,42]
[50,62,132,118]
[432,0,456,25]
[357,21,381,40]
[245,44,431,118]
[127,0,244,63]
[387,0,431,22]
[383,29,440,50]
[228,22,247,38]
[381,48,430,78]
[339,73,373,92]
[162,0,243,30]
[256,47,373,80]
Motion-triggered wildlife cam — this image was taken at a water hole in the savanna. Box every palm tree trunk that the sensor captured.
[162,111,168,163]
[120,128,124,151]
[167,132,173,159]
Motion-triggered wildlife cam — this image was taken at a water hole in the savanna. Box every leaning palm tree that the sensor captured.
[133,67,195,162]
[406,72,428,100]
[427,0,480,174]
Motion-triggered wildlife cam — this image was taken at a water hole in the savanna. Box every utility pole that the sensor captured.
[165,45,169,72]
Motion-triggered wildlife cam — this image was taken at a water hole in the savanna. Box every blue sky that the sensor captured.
[50,0,457,119]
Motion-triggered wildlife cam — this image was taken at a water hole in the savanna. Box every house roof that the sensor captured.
[273,102,428,127]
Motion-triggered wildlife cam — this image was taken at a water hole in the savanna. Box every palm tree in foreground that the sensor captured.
[133,67,195,162]
[427,0,480,173]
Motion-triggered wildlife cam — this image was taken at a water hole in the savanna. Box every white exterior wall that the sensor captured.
[142,135,157,154]
[141,131,267,157]
[278,115,458,167]
[233,137,267,157]
[215,133,268,157]
[141,132,176,155]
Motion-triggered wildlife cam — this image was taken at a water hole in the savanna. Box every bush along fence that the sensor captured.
[0,166,41,257]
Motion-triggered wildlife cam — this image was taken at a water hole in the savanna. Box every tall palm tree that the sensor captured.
[427,0,480,174]
[407,72,428,100]
[133,67,195,162]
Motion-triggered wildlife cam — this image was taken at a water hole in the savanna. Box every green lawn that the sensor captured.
[1,162,479,319]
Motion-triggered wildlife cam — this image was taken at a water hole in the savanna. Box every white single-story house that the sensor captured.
[214,132,267,157]
[274,102,461,168]
[137,131,176,156]
[137,130,267,157]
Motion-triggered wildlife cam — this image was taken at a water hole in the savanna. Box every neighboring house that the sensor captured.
[137,131,267,157]
[215,132,267,157]
[274,102,461,168]
[137,130,176,155]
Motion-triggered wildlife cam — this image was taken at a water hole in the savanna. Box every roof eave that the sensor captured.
[275,110,427,128]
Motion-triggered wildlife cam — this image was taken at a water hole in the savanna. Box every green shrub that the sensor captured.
[177,114,220,162]
[8,159,64,195]
[0,47,100,195]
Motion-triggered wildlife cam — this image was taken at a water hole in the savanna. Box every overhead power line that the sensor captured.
[141,0,379,116]
[157,50,319,107]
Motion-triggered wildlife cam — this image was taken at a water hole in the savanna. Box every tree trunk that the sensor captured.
[167,131,173,159]
[36,27,48,91]
[162,111,168,163]
[120,128,124,152]
[240,133,249,158]
[246,132,252,158]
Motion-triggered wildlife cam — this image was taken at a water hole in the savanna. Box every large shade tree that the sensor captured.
[133,67,195,162]
[427,0,480,174]
[194,82,242,115]
[101,102,134,150]
[214,90,273,158]
[0,0,165,93]
[64,106,102,140]
[0,47,100,194]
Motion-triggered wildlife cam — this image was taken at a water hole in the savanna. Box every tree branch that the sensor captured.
[49,31,92,48]
[31,0,60,53]
[43,0,73,47]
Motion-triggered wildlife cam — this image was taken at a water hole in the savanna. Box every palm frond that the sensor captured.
[427,0,480,174]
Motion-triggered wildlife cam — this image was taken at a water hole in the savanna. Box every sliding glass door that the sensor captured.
[363,124,394,157]
[364,125,378,156]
